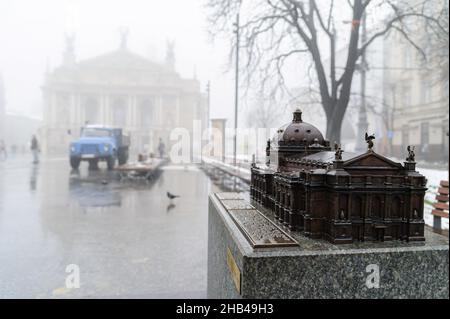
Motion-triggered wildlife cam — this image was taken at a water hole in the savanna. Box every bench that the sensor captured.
[432,180,449,230]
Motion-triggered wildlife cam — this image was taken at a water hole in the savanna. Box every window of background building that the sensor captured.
[56,93,70,124]
[112,97,127,126]
[139,98,154,127]
[443,119,449,157]
[142,135,150,146]
[401,85,412,108]
[420,122,430,154]
[163,95,177,127]
[163,95,176,109]
[420,80,432,105]
[84,97,99,124]
[402,125,409,146]
[403,47,412,68]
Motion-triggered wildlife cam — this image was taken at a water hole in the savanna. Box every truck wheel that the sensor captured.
[118,149,129,165]
[107,156,116,170]
[70,157,81,169]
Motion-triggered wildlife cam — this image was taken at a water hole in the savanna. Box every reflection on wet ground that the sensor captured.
[0,156,211,298]
[68,167,164,208]
[200,164,250,193]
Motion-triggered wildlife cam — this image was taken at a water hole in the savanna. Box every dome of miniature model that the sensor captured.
[273,109,325,146]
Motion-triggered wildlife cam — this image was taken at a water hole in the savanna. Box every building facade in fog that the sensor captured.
[2,113,42,154]
[41,35,207,155]
[383,0,449,163]
[0,74,5,141]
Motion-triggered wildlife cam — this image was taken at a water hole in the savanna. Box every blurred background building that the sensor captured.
[311,0,449,164]
[0,73,5,141]
[0,73,42,154]
[41,33,208,156]
[2,112,42,155]
[383,5,449,164]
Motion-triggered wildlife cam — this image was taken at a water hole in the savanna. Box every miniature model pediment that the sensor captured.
[343,151,402,169]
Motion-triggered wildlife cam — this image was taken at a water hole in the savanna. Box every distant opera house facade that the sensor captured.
[41,35,207,156]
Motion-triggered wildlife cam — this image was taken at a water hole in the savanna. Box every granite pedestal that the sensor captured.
[207,193,449,299]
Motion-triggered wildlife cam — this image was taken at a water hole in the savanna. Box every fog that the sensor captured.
[0,0,448,164]
[0,0,448,299]
[0,0,233,119]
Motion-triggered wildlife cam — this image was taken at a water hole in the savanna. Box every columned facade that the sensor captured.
[0,74,5,140]
[42,40,207,157]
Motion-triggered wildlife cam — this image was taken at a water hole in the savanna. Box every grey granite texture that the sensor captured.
[220,199,254,210]
[207,193,449,299]
[215,192,245,200]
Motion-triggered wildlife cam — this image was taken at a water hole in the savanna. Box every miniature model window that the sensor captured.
[391,196,402,218]
[351,196,364,219]
[339,195,348,219]
[371,196,383,219]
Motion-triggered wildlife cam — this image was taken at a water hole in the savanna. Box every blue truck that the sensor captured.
[69,125,130,170]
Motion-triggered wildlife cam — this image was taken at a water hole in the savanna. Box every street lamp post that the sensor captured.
[206,81,211,130]
[355,14,369,152]
[201,81,211,163]
[233,13,240,167]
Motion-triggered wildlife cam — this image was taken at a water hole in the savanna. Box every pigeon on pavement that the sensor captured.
[167,191,180,200]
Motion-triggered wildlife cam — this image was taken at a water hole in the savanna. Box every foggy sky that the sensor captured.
[0,0,395,130]
[0,0,234,121]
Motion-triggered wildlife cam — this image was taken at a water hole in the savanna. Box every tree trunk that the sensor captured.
[325,110,345,144]
[321,0,363,145]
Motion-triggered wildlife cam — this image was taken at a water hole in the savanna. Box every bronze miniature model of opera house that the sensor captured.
[250,109,426,244]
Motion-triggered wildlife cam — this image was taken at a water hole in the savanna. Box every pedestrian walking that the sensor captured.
[157,138,165,159]
[0,139,7,160]
[30,135,40,164]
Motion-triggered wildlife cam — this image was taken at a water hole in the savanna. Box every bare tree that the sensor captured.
[427,3,449,99]
[206,0,447,142]
[250,93,283,128]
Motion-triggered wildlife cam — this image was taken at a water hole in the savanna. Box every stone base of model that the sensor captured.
[207,193,449,299]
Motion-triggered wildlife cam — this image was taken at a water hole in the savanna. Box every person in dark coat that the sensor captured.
[157,138,165,158]
[30,135,40,164]
[0,139,7,160]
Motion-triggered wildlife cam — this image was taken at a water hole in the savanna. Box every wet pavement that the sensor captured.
[0,155,212,298]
